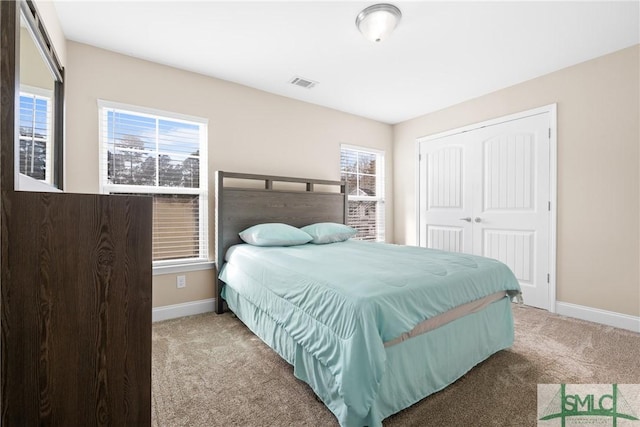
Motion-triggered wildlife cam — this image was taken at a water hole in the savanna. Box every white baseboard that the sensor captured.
[555,301,640,333]
[152,298,216,322]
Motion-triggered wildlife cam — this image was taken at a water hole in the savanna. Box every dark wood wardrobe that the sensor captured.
[1,1,152,425]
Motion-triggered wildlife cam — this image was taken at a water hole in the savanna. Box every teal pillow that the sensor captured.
[301,222,358,244]
[239,223,312,247]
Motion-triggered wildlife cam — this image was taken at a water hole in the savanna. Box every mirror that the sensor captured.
[17,0,64,190]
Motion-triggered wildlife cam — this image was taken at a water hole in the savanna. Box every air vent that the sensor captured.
[289,76,318,89]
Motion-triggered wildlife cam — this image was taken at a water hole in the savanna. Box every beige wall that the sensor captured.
[65,41,393,308]
[19,27,54,91]
[393,45,640,317]
[152,270,215,308]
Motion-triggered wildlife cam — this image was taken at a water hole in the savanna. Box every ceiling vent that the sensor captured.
[289,76,318,89]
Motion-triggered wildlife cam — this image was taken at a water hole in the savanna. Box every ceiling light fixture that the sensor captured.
[356,3,402,43]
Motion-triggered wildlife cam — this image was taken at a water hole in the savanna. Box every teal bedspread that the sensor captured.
[219,240,520,424]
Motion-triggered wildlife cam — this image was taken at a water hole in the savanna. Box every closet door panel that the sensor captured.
[418,132,474,253]
[473,113,550,309]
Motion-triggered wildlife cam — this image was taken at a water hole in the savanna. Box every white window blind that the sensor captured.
[340,145,385,242]
[99,101,208,264]
[19,89,52,183]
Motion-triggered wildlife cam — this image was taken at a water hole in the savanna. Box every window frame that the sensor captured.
[340,144,385,242]
[98,99,209,267]
[19,85,54,184]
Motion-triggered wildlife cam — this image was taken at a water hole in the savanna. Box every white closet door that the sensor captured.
[418,131,473,254]
[419,112,551,310]
[472,114,550,309]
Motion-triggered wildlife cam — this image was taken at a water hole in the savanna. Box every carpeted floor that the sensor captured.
[152,305,640,426]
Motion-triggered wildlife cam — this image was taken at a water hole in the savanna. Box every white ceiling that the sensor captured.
[54,1,639,124]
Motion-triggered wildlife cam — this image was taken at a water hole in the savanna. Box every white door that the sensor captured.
[418,131,473,253]
[419,112,552,310]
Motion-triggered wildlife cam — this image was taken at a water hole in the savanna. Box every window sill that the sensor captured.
[152,260,215,276]
[18,173,62,193]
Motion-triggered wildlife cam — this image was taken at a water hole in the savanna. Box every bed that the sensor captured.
[214,171,521,427]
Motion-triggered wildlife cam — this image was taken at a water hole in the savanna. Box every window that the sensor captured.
[340,145,385,242]
[99,101,208,265]
[19,88,52,183]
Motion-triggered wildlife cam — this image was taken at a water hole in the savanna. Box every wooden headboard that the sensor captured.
[214,171,348,313]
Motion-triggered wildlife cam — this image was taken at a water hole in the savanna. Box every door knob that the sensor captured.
[474,217,482,223]
[459,217,472,222]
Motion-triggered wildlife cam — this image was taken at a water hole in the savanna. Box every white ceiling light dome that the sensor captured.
[356,3,402,43]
